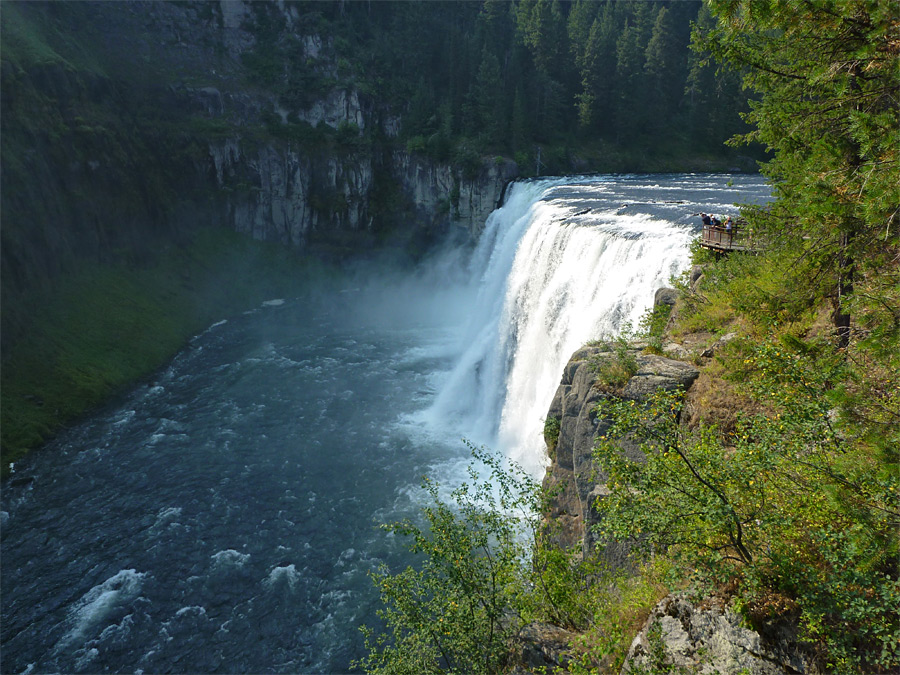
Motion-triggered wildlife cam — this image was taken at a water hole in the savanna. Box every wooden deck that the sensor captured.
[699,225,760,253]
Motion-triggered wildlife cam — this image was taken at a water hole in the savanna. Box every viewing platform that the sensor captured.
[699,225,761,253]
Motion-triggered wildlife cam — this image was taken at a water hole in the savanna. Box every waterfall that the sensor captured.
[430,176,697,476]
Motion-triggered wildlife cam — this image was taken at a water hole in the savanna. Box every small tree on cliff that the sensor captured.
[356,446,600,675]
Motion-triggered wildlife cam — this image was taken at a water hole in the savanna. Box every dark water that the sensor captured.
[1,283,472,674]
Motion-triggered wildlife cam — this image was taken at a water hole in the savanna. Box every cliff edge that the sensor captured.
[542,345,699,561]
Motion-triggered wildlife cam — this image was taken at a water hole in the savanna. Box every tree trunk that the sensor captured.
[833,231,854,349]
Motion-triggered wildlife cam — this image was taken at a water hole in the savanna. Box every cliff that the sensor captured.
[542,345,700,561]
[1,0,517,341]
[538,288,825,674]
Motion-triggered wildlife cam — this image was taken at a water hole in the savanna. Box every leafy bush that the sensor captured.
[543,416,561,456]
[357,446,663,674]
[637,303,672,355]
[357,446,539,674]
[588,328,639,391]
[565,558,673,675]
[406,135,426,153]
[592,334,900,672]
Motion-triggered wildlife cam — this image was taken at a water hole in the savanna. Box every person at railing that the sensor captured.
[725,217,733,232]
[701,212,712,228]
[711,215,722,229]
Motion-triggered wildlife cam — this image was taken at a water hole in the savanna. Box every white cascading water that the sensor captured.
[430,176,696,477]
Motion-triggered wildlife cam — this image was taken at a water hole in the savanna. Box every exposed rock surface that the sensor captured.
[623,595,820,675]
[542,346,699,560]
[653,286,679,308]
[392,151,518,236]
[155,2,516,248]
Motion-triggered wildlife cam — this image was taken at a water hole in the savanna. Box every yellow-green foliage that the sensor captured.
[357,445,676,675]
[593,338,900,672]
[672,246,823,340]
[357,447,543,675]
[565,557,674,675]
[543,416,561,456]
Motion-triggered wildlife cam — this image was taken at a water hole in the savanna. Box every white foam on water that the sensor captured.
[54,569,146,652]
[112,410,137,426]
[74,647,100,670]
[263,564,301,590]
[210,549,250,568]
[148,507,183,537]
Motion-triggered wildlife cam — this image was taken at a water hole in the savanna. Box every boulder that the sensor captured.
[654,287,679,308]
[509,622,577,674]
[690,265,705,289]
[623,595,820,675]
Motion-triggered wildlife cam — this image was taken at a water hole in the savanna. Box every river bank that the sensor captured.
[1,228,336,477]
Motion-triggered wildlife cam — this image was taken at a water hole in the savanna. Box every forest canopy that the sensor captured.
[241,0,756,170]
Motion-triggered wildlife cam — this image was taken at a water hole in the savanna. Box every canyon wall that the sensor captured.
[1,0,517,342]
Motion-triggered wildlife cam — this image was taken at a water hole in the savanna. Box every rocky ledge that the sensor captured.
[623,595,820,675]
[542,345,700,561]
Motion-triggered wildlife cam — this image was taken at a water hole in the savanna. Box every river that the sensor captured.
[0,174,770,673]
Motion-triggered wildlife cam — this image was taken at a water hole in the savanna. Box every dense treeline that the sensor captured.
[244,0,753,171]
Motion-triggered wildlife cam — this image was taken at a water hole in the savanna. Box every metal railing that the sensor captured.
[700,225,759,252]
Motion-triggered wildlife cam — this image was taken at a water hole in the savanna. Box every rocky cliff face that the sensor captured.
[1,0,517,333]
[542,345,700,562]
[127,0,517,246]
[391,151,518,236]
[203,138,517,249]
[623,595,821,675]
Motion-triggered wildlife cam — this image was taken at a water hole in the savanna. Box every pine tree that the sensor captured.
[643,7,682,135]
[702,0,900,344]
[575,4,618,134]
[612,3,657,142]
[464,47,504,143]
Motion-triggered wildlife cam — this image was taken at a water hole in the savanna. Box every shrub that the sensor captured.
[591,335,900,672]
[357,446,648,674]
[543,416,561,456]
[638,304,672,355]
[356,446,541,675]
[589,328,639,391]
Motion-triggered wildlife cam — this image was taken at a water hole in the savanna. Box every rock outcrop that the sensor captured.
[623,595,820,675]
[1,0,518,334]
[509,622,578,674]
[542,345,700,560]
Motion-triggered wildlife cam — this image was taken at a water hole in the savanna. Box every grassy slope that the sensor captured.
[0,228,333,476]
